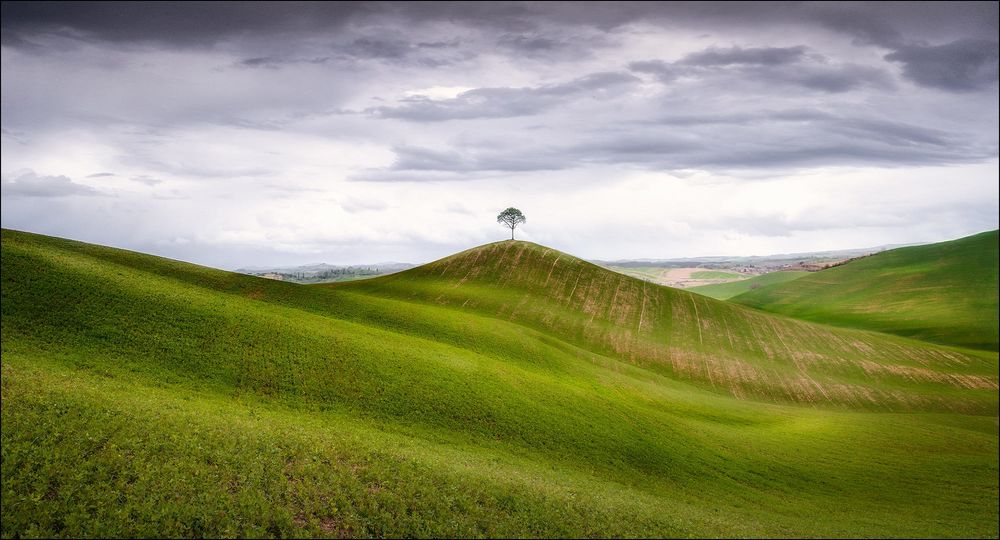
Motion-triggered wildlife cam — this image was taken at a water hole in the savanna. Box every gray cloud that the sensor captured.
[885,39,1000,92]
[825,117,952,147]
[497,34,566,55]
[346,37,411,60]
[758,63,891,93]
[368,71,639,121]
[335,36,473,67]
[417,40,460,49]
[568,132,982,171]
[4,2,996,51]
[680,46,808,66]
[239,57,285,69]
[627,60,680,82]
[631,46,890,93]
[365,110,992,178]
[1,171,104,198]
[236,56,331,69]
[808,2,998,48]
[494,32,609,61]
[808,6,905,48]
[0,1,370,46]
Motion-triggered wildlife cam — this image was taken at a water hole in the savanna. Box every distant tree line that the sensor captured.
[253,266,385,284]
[288,267,380,280]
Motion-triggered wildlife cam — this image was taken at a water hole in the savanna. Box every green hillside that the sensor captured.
[340,240,996,411]
[688,271,810,300]
[2,229,998,538]
[734,230,999,351]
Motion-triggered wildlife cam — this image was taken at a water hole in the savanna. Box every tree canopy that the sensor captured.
[497,208,526,240]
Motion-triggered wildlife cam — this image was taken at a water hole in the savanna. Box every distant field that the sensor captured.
[2,229,997,538]
[603,265,667,281]
[689,270,744,280]
[602,266,748,288]
[735,230,999,351]
[689,271,810,300]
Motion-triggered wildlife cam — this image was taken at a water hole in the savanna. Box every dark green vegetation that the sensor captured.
[2,229,998,538]
[689,271,810,300]
[734,230,999,351]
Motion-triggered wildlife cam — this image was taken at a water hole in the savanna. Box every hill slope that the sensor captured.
[733,230,999,351]
[2,229,998,538]
[688,270,810,300]
[338,240,997,411]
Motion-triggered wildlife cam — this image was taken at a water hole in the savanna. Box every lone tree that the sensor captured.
[497,207,526,240]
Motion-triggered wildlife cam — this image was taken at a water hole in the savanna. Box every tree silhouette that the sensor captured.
[497,207,526,240]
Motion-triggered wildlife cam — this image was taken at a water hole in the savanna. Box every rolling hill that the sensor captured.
[2,229,997,538]
[733,230,999,351]
[688,270,810,300]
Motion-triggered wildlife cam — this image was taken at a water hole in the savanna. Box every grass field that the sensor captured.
[600,265,666,281]
[2,229,998,538]
[689,271,810,300]
[734,230,999,351]
[689,270,744,280]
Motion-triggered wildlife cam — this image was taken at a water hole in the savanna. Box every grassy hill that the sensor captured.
[2,229,997,538]
[688,271,810,300]
[340,240,996,411]
[734,230,999,351]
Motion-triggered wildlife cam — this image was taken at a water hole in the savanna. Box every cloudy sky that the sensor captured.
[2,1,997,268]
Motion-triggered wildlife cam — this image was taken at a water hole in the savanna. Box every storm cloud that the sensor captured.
[1,1,997,268]
[885,39,1000,92]
[679,46,809,66]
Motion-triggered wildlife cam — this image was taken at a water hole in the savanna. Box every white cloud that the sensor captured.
[403,86,475,100]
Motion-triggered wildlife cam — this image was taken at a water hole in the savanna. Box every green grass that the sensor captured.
[733,230,999,351]
[689,270,744,279]
[601,265,665,281]
[689,271,810,300]
[2,229,998,538]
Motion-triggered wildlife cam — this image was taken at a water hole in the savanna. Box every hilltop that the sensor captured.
[2,229,997,538]
[734,230,999,351]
